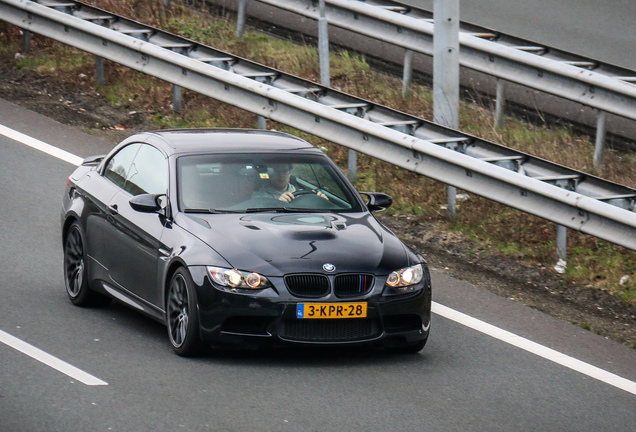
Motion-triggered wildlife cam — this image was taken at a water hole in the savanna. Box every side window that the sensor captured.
[104,144,141,188]
[124,144,168,196]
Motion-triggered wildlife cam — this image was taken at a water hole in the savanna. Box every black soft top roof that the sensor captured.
[138,128,317,155]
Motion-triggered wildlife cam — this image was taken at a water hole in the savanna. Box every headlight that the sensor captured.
[385,264,424,288]
[207,266,271,290]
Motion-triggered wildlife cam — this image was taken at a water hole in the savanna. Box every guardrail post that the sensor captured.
[236,0,248,38]
[21,29,31,53]
[317,0,351,179]
[593,110,607,168]
[554,224,567,273]
[347,149,357,182]
[434,0,460,217]
[95,56,104,85]
[402,49,414,96]
[495,78,507,128]
[257,115,267,129]
[172,84,182,113]
[556,225,567,261]
[318,0,330,87]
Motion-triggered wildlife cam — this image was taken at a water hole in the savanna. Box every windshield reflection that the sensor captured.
[177,153,362,213]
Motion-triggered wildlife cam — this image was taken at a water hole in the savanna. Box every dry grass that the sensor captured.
[1,0,635,304]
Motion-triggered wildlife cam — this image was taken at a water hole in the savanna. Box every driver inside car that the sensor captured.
[252,163,328,203]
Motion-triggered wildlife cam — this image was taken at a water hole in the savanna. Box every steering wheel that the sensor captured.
[289,190,339,209]
[292,189,315,197]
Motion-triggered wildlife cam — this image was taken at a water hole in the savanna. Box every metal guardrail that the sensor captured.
[228,0,636,166]
[250,0,636,120]
[1,0,636,251]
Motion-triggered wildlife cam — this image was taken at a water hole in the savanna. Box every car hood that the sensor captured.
[175,212,412,276]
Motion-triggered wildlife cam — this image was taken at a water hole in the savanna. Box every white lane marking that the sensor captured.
[4,125,636,396]
[433,302,636,396]
[0,124,83,166]
[0,329,108,386]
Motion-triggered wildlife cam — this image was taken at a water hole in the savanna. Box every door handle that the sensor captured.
[108,204,119,215]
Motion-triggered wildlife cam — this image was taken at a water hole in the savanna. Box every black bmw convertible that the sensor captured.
[62,129,432,356]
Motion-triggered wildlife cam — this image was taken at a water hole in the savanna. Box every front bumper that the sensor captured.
[188,266,432,349]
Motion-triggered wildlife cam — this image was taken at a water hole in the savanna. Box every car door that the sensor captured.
[102,143,170,308]
[85,143,141,279]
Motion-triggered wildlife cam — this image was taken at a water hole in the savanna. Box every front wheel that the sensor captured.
[63,222,110,307]
[166,268,202,357]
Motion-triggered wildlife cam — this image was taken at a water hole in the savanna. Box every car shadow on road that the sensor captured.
[199,344,430,368]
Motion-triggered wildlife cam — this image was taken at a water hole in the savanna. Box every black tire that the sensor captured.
[63,222,110,307]
[166,267,202,357]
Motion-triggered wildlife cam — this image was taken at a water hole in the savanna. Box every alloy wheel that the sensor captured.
[65,227,85,298]
[167,273,189,348]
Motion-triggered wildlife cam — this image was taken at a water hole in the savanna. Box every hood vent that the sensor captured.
[241,224,261,230]
[332,222,347,231]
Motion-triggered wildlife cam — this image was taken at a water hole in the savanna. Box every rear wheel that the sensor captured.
[166,268,202,357]
[63,222,110,307]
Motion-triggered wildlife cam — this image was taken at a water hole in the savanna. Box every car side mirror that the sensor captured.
[130,193,166,213]
[360,192,393,212]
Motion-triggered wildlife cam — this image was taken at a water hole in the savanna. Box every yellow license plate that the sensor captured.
[296,303,367,319]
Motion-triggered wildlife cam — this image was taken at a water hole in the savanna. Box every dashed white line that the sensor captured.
[2,124,636,396]
[0,329,108,386]
[0,124,83,166]
[433,302,636,396]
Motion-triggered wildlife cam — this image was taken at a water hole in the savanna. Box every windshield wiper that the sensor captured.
[245,207,289,213]
[282,207,329,213]
[245,207,329,213]
[184,208,243,214]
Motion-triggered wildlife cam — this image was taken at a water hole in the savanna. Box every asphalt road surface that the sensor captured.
[1,98,635,431]
[409,0,636,69]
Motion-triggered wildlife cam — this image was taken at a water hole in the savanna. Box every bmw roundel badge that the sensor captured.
[323,263,336,272]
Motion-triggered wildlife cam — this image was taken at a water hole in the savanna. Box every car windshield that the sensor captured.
[177,153,364,213]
